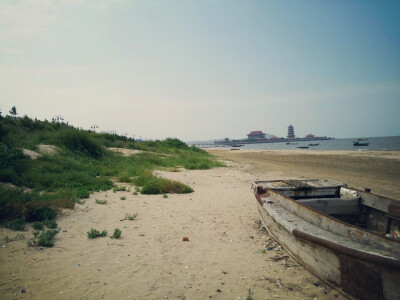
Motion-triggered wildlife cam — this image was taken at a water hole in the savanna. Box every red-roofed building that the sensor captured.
[247,131,266,139]
[306,133,315,138]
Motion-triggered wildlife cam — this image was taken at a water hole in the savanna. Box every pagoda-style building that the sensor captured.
[287,125,295,139]
[247,130,266,140]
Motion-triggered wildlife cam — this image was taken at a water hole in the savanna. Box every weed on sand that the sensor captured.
[87,228,107,239]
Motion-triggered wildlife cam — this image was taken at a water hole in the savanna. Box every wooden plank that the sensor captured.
[297,198,361,215]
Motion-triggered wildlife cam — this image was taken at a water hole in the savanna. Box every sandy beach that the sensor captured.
[1,149,400,299]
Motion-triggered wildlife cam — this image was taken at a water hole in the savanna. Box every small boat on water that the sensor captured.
[252,179,400,300]
[286,142,299,145]
[353,138,369,146]
[231,144,244,148]
[297,146,309,149]
[308,143,319,146]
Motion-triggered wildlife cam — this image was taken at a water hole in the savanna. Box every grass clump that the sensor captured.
[5,233,24,243]
[125,213,138,220]
[87,228,107,239]
[95,199,107,205]
[113,185,127,192]
[134,172,193,195]
[117,173,132,183]
[112,228,122,239]
[163,194,168,198]
[120,196,126,200]
[43,219,57,229]
[32,221,44,230]
[5,218,26,231]
[28,229,58,247]
[37,229,58,247]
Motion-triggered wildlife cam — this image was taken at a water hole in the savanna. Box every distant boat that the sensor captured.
[231,144,244,148]
[353,139,369,146]
[308,143,319,146]
[286,142,299,145]
[297,146,309,149]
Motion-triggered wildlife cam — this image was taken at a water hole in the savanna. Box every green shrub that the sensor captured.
[120,196,126,200]
[37,229,58,247]
[95,199,107,205]
[163,194,168,198]
[43,219,57,229]
[25,207,57,222]
[32,221,44,230]
[87,228,107,239]
[140,175,193,194]
[141,180,161,194]
[5,218,26,231]
[112,228,122,239]
[117,173,132,183]
[56,130,105,158]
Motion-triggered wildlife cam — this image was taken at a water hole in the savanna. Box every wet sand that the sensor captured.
[1,149,399,299]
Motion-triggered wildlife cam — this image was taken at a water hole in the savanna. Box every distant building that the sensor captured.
[306,133,315,138]
[287,125,295,139]
[247,130,266,139]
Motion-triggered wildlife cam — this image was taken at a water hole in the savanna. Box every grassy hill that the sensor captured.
[0,112,224,227]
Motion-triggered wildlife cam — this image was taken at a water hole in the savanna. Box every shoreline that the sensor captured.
[1,149,399,299]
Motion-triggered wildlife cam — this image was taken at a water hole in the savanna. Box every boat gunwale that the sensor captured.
[253,180,400,245]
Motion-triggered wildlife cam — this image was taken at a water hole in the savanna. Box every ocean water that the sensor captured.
[238,136,400,151]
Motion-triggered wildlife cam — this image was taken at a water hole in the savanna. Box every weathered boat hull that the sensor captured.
[254,181,400,300]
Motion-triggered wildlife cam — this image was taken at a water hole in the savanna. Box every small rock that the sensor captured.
[21,289,26,294]
[183,237,189,242]
[216,289,222,293]
[249,236,254,239]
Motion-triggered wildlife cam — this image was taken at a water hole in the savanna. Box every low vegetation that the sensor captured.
[112,228,122,239]
[95,199,107,205]
[4,233,24,243]
[124,213,138,221]
[28,229,59,247]
[87,228,107,239]
[0,109,224,237]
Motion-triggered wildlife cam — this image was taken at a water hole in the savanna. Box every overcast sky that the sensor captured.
[1,0,399,141]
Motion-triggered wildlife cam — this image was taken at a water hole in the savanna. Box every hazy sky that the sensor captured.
[1,1,399,141]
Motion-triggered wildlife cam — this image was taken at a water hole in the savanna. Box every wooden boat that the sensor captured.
[297,146,309,149]
[252,179,400,300]
[308,143,320,146]
[353,138,369,146]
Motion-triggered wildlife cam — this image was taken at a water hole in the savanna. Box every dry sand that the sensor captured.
[1,149,399,299]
